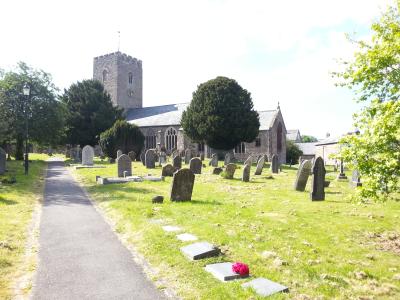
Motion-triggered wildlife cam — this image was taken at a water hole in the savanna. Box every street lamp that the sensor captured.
[23,84,30,175]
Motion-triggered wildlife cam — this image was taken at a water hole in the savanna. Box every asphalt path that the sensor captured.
[33,159,165,300]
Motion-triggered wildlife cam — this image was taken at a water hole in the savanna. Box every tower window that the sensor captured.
[102,70,108,82]
[128,72,133,84]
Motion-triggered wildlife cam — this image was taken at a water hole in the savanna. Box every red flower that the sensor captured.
[232,262,249,276]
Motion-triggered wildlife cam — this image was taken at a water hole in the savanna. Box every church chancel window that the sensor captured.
[145,132,157,149]
[165,127,177,151]
[234,142,246,154]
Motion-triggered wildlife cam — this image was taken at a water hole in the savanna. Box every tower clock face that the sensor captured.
[128,89,134,97]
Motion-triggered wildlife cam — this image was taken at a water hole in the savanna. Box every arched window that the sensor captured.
[128,72,133,84]
[102,69,108,82]
[165,127,177,151]
[277,123,282,152]
[145,130,157,149]
[197,142,205,152]
[234,142,246,154]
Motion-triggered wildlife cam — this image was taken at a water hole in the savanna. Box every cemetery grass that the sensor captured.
[73,159,400,300]
[0,154,48,299]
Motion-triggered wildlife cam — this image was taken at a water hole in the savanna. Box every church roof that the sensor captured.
[286,129,301,141]
[126,103,279,130]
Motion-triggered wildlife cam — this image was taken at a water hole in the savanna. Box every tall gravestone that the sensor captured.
[310,157,326,201]
[184,149,192,164]
[189,157,202,174]
[140,151,146,166]
[209,154,218,167]
[74,145,82,163]
[271,154,279,174]
[337,158,347,180]
[159,151,167,165]
[117,150,123,159]
[254,156,265,175]
[294,160,312,191]
[170,168,195,201]
[117,154,132,178]
[224,153,232,166]
[0,147,6,175]
[128,151,136,161]
[351,169,362,187]
[244,155,253,167]
[173,155,182,169]
[145,149,156,168]
[224,163,237,179]
[82,145,94,166]
[242,164,250,182]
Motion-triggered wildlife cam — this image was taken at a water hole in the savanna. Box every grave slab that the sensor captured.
[181,242,220,260]
[205,262,249,282]
[75,165,106,170]
[96,176,142,185]
[162,225,182,232]
[176,233,198,242]
[242,278,289,297]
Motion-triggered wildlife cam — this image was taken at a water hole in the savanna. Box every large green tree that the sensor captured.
[334,1,400,201]
[181,76,260,150]
[62,79,123,146]
[286,140,303,164]
[0,62,65,159]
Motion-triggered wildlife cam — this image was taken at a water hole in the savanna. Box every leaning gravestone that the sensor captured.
[184,149,192,164]
[117,150,123,159]
[209,153,218,167]
[351,169,362,187]
[294,160,312,191]
[310,157,326,201]
[224,163,237,179]
[117,154,132,178]
[0,147,6,175]
[173,155,182,169]
[271,154,279,174]
[242,164,250,182]
[189,157,202,174]
[145,149,156,169]
[255,156,265,175]
[170,168,195,201]
[82,145,94,166]
[244,155,253,166]
[224,153,232,165]
[162,164,175,177]
[140,151,146,166]
[128,151,136,161]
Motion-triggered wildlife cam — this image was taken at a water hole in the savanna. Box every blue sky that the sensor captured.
[0,0,394,139]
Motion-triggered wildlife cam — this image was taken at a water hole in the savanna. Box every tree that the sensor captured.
[286,140,303,164]
[62,79,123,146]
[0,62,65,159]
[181,76,260,150]
[301,135,318,143]
[99,120,145,159]
[334,2,400,201]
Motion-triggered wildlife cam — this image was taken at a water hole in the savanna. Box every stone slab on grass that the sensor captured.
[181,242,220,260]
[75,165,106,170]
[96,176,142,185]
[162,225,182,232]
[176,233,198,242]
[242,278,289,297]
[143,176,164,182]
[205,262,249,282]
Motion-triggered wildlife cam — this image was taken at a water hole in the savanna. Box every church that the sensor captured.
[93,52,287,163]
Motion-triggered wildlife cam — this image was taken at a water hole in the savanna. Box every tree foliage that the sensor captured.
[335,2,400,201]
[181,76,260,150]
[61,79,123,146]
[301,135,318,143]
[0,62,65,159]
[286,140,303,164]
[99,120,144,159]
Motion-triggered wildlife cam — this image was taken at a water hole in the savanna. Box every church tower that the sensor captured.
[93,52,143,110]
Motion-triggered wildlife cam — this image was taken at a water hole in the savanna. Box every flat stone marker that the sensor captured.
[176,233,198,242]
[242,278,289,297]
[205,262,249,282]
[181,242,220,260]
[162,225,182,232]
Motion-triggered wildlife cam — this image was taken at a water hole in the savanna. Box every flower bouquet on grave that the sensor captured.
[232,262,250,276]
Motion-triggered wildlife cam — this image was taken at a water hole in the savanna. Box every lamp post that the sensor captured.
[23,84,30,175]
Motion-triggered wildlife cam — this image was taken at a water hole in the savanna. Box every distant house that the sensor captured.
[286,129,302,142]
[296,142,317,162]
[315,136,340,165]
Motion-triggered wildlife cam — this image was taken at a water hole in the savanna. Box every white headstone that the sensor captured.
[82,145,94,166]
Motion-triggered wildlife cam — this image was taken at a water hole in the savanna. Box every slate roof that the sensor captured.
[126,103,279,131]
[295,142,317,155]
[315,136,339,146]
[286,129,301,141]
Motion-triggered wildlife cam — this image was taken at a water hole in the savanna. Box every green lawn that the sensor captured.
[0,154,48,299]
[73,159,400,299]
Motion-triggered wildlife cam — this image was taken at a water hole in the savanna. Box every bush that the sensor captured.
[286,140,303,164]
[99,120,144,159]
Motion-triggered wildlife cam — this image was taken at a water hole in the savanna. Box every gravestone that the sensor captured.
[189,157,202,174]
[224,163,237,179]
[242,164,250,182]
[213,167,223,175]
[181,242,220,260]
[128,151,136,161]
[170,168,195,201]
[140,151,146,166]
[271,154,279,174]
[117,149,123,159]
[94,145,103,157]
[244,155,253,166]
[255,156,265,175]
[81,145,94,166]
[173,155,182,169]
[209,154,218,167]
[337,158,347,180]
[162,164,175,177]
[117,154,132,178]
[294,160,312,191]
[145,149,156,169]
[351,169,362,187]
[0,147,6,175]
[242,278,289,297]
[310,157,326,201]
[162,225,182,232]
[205,262,249,282]
[74,145,82,163]
[159,151,167,165]
[184,149,192,164]
[224,153,232,165]
[200,153,205,161]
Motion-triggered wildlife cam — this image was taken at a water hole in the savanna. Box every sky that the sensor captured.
[0,0,394,139]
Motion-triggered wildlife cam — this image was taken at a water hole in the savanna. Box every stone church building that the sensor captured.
[93,52,287,163]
